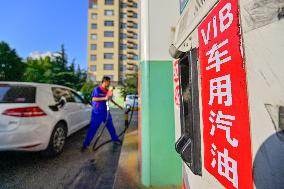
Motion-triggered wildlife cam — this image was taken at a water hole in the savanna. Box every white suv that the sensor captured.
[125,94,138,110]
[0,82,92,156]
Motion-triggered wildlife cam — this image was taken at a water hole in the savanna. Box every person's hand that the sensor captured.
[104,96,111,101]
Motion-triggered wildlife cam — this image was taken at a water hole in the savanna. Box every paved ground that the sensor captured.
[113,129,181,189]
[0,108,137,189]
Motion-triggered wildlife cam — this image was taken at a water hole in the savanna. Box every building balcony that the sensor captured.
[126,34,138,39]
[127,46,138,50]
[128,1,138,8]
[128,56,139,60]
[127,40,138,45]
[127,19,138,24]
[127,27,138,32]
[125,69,137,76]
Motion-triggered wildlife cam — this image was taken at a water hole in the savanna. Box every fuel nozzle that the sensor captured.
[124,107,131,128]
[125,105,131,114]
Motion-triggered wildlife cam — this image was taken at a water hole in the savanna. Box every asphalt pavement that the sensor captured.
[0,108,137,189]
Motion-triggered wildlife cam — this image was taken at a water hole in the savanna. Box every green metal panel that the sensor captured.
[141,60,151,186]
[140,60,182,186]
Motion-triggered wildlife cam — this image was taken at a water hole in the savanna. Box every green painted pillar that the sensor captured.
[139,0,181,186]
[140,60,182,186]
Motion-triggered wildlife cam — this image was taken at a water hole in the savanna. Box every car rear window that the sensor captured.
[0,84,36,103]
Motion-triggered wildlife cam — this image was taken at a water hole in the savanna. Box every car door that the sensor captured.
[69,90,91,129]
[51,87,81,133]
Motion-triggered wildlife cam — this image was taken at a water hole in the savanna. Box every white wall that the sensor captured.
[140,0,180,61]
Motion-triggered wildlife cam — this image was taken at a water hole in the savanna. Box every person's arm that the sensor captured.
[111,99,123,110]
[92,96,108,102]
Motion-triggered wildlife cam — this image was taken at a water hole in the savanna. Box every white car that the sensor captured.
[0,82,92,156]
[125,94,138,110]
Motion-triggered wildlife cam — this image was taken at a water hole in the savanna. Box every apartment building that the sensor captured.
[88,0,139,83]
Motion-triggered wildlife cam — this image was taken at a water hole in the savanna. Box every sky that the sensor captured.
[0,0,88,69]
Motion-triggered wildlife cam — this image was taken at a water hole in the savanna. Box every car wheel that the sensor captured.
[42,122,67,157]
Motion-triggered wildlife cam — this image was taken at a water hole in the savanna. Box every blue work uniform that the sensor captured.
[83,85,119,148]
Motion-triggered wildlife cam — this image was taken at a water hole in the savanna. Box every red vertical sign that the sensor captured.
[198,0,253,188]
[173,60,180,108]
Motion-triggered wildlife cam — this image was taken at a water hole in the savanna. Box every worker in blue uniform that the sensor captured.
[81,76,123,152]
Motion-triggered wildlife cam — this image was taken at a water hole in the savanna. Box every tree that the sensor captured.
[21,43,87,91]
[0,41,25,81]
[51,45,69,85]
[24,57,52,83]
[80,81,98,102]
[120,73,138,99]
[75,64,87,91]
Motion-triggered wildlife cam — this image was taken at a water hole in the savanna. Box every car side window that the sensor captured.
[70,91,84,104]
[51,87,75,103]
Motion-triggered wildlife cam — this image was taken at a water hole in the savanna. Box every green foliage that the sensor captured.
[80,81,98,102]
[0,41,25,81]
[24,57,52,83]
[22,44,87,91]
[120,74,138,99]
[0,42,95,100]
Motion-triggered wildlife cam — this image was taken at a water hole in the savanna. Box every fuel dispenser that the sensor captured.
[175,49,202,176]
[170,0,284,188]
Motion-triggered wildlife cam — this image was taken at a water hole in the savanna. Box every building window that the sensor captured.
[131,55,138,60]
[129,23,138,29]
[104,31,114,37]
[105,0,114,5]
[133,33,138,39]
[120,2,127,8]
[105,10,114,16]
[119,54,127,60]
[120,65,126,71]
[91,13,97,19]
[120,23,127,29]
[120,13,127,18]
[133,3,138,8]
[104,75,114,80]
[129,44,138,49]
[91,44,97,50]
[104,42,114,48]
[91,34,97,40]
[120,33,127,39]
[120,44,127,50]
[90,2,98,9]
[91,23,97,29]
[104,20,114,26]
[104,64,114,70]
[91,55,97,61]
[90,65,97,71]
[90,75,96,81]
[130,13,138,18]
[104,53,114,59]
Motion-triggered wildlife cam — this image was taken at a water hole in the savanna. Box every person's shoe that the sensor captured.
[113,139,122,145]
[80,146,87,153]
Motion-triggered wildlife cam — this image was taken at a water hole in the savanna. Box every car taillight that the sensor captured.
[2,106,47,117]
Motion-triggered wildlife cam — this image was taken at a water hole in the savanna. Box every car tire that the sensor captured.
[41,122,67,157]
